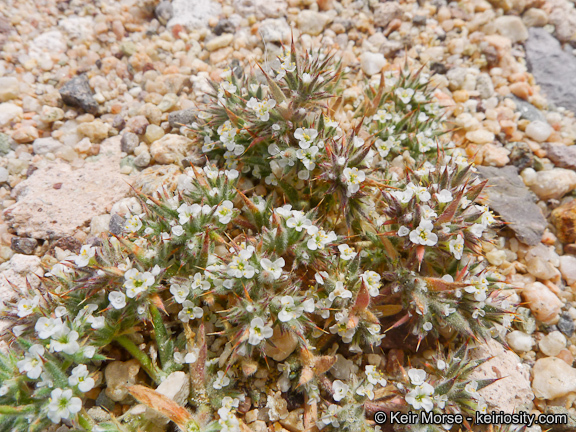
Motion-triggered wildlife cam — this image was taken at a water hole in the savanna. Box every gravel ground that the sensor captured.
[3,0,576,429]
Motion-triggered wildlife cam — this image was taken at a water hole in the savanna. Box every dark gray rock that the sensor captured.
[477,165,547,246]
[59,75,99,115]
[558,313,575,337]
[506,142,534,170]
[214,19,235,36]
[542,143,576,170]
[155,1,174,26]
[525,28,576,114]
[508,95,545,122]
[120,132,139,154]
[10,237,38,255]
[168,108,196,128]
[109,214,125,236]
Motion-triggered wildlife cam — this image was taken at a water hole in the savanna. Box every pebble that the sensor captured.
[360,52,386,76]
[539,331,566,356]
[59,75,99,115]
[532,357,576,400]
[104,359,140,402]
[40,106,64,123]
[493,16,529,43]
[521,281,563,324]
[155,1,174,25]
[0,77,19,102]
[144,125,165,143]
[134,150,151,168]
[205,33,234,52]
[506,330,534,352]
[465,129,494,144]
[557,313,575,337]
[168,109,196,128]
[296,10,331,36]
[32,137,62,155]
[0,103,23,127]
[263,327,299,361]
[0,167,8,184]
[528,168,576,200]
[10,237,38,255]
[559,255,576,285]
[78,120,110,142]
[525,120,553,142]
[120,132,139,154]
[150,134,191,165]
[523,8,548,28]
[374,2,403,28]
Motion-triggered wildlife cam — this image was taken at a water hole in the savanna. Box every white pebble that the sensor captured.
[525,121,552,142]
[506,330,534,352]
[539,331,566,356]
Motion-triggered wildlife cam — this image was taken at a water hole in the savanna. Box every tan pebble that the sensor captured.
[452,90,469,102]
[557,349,574,366]
[522,281,562,324]
[510,82,532,100]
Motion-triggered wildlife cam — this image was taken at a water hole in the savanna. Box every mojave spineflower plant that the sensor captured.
[0,44,513,432]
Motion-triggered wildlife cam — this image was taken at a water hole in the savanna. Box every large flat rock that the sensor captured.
[477,165,546,246]
[525,27,576,113]
[4,136,130,240]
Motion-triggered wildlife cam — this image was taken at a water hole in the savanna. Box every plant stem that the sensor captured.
[149,304,172,371]
[114,335,163,384]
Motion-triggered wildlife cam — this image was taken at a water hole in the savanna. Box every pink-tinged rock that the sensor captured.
[470,339,534,412]
[532,357,576,400]
[4,136,130,240]
[521,282,563,324]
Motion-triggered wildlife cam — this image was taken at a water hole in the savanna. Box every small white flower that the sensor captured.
[50,326,80,355]
[338,244,357,260]
[47,388,82,423]
[449,234,464,260]
[405,382,435,412]
[278,296,303,322]
[320,404,340,428]
[409,219,438,246]
[17,344,44,379]
[342,167,365,195]
[248,317,274,345]
[329,281,352,302]
[469,223,486,238]
[294,128,318,149]
[17,295,40,318]
[213,370,231,389]
[286,211,312,232]
[74,245,96,267]
[332,380,350,401]
[395,87,415,104]
[171,225,185,236]
[365,365,387,386]
[109,291,126,309]
[397,226,410,237]
[423,322,433,332]
[408,368,427,386]
[260,257,285,281]
[436,189,453,203]
[421,205,438,220]
[191,272,211,291]
[170,284,190,304]
[68,364,95,392]
[35,317,63,339]
[124,215,142,233]
[215,200,235,224]
[356,383,375,400]
[360,271,381,297]
[246,97,276,121]
[178,300,204,323]
[437,360,446,370]
[302,73,312,84]
[352,136,364,148]
[184,348,200,364]
[124,268,154,298]
[89,316,105,330]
